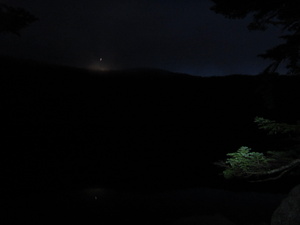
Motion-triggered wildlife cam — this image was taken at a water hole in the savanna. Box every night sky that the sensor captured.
[1,0,286,76]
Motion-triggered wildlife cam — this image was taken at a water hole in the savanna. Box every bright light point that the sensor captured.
[80,188,108,201]
[100,58,103,62]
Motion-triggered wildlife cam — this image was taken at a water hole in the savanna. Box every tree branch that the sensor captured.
[247,158,300,182]
[250,168,291,182]
[251,158,300,176]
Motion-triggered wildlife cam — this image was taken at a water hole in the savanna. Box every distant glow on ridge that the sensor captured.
[86,58,112,72]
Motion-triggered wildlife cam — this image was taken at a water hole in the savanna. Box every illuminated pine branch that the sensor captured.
[216,117,300,182]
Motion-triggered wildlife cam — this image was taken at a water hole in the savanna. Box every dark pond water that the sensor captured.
[6,186,285,225]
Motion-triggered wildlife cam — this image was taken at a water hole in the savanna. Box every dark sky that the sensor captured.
[0,0,286,76]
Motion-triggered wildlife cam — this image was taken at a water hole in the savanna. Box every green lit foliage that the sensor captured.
[216,117,300,181]
[223,146,271,179]
[254,117,300,135]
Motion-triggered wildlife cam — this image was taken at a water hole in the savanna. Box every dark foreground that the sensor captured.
[6,186,285,225]
[2,57,300,224]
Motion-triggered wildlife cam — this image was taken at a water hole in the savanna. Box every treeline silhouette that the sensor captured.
[2,56,300,192]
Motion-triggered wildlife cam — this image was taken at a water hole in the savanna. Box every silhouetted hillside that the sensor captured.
[2,57,300,192]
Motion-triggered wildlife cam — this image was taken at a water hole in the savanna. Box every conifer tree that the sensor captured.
[210,0,300,74]
[0,3,37,36]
